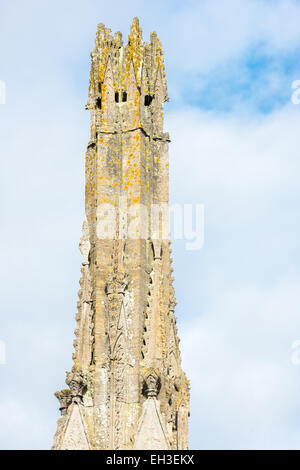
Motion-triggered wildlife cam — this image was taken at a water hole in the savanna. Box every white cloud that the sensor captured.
[166,104,300,448]
[167,105,300,220]
[181,280,300,449]
[167,0,300,73]
[0,399,49,450]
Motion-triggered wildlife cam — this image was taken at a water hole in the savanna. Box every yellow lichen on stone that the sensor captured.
[53,18,188,452]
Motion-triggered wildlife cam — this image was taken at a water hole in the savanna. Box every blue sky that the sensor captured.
[1,0,300,449]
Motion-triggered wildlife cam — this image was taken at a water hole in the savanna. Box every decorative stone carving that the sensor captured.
[105,266,128,296]
[54,389,72,416]
[144,371,160,398]
[66,371,87,403]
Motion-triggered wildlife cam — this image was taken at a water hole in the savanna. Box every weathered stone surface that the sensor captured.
[60,404,90,450]
[52,17,190,450]
[134,398,170,450]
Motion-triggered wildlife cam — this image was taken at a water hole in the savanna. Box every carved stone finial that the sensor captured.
[55,389,72,416]
[65,371,86,403]
[144,371,160,398]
